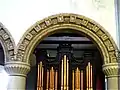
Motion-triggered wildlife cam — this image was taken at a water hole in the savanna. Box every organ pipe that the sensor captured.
[55,70,58,90]
[61,59,63,90]
[64,55,67,90]
[67,58,69,90]
[41,67,44,90]
[72,70,74,90]
[86,65,88,90]
[90,64,93,90]
[75,67,80,90]
[37,64,40,90]
[46,69,49,90]
[37,61,43,90]
[88,62,90,90]
[86,62,93,90]
[81,70,83,90]
[50,67,54,90]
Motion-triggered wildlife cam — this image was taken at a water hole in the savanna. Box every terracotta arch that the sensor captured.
[0,23,15,63]
[16,13,118,65]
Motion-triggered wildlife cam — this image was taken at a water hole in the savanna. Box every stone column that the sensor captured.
[4,62,30,90]
[102,63,120,90]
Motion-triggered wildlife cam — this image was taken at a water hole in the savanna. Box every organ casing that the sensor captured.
[35,44,105,90]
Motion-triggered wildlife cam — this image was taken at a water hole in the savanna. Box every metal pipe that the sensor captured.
[61,59,64,90]
[67,58,69,90]
[46,69,49,90]
[64,55,67,90]
[55,70,58,90]
[81,70,83,90]
[72,70,74,90]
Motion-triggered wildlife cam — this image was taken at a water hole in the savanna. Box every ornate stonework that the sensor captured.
[102,63,120,77]
[4,62,30,77]
[16,13,118,65]
[0,23,15,62]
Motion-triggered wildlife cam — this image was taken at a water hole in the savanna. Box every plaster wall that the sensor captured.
[0,0,117,47]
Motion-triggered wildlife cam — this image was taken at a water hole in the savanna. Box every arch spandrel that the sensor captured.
[16,13,119,65]
[0,22,15,63]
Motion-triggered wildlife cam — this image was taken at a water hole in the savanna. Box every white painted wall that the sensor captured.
[0,0,118,89]
[0,0,117,46]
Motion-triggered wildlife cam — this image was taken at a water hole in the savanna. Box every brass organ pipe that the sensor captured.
[39,62,42,90]
[90,65,93,90]
[88,62,90,90]
[41,67,44,90]
[61,59,64,90]
[64,55,67,90]
[50,67,54,90]
[67,58,69,90]
[78,69,80,90]
[75,67,80,90]
[81,70,83,90]
[86,65,88,90]
[55,70,58,90]
[46,69,49,90]
[37,64,40,90]
[72,70,74,90]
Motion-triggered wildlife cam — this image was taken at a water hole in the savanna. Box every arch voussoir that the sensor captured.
[16,13,119,65]
[0,22,15,63]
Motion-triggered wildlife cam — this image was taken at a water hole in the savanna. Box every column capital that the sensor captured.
[102,63,120,77]
[4,62,30,77]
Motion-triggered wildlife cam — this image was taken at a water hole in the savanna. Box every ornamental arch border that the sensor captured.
[0,22,15,63]
[16,13,119,65]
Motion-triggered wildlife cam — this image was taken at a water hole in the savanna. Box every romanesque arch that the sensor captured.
[16,13,118,65]
[0,22,15,63]
[4,13,120,90]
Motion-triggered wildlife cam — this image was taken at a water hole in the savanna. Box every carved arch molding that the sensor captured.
[1,13,119,65]
[0,23,15,63]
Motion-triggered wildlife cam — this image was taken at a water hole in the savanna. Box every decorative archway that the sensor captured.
[5,13,120,90]
[16,13,118,64]
[0,22,15,63]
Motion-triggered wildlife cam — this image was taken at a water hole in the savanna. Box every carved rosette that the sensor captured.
[4,62,30,77]
[102,63,120,77]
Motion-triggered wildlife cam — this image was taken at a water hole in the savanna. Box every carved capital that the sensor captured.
[4,62,30,77]
[102,63,120,77]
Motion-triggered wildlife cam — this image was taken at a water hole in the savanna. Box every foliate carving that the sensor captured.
[102,63,120,77]
[5,62,30,77]
[0,23,15,62]
[17,13,118,64]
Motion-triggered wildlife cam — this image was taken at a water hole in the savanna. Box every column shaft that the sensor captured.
[7,76,26,90]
